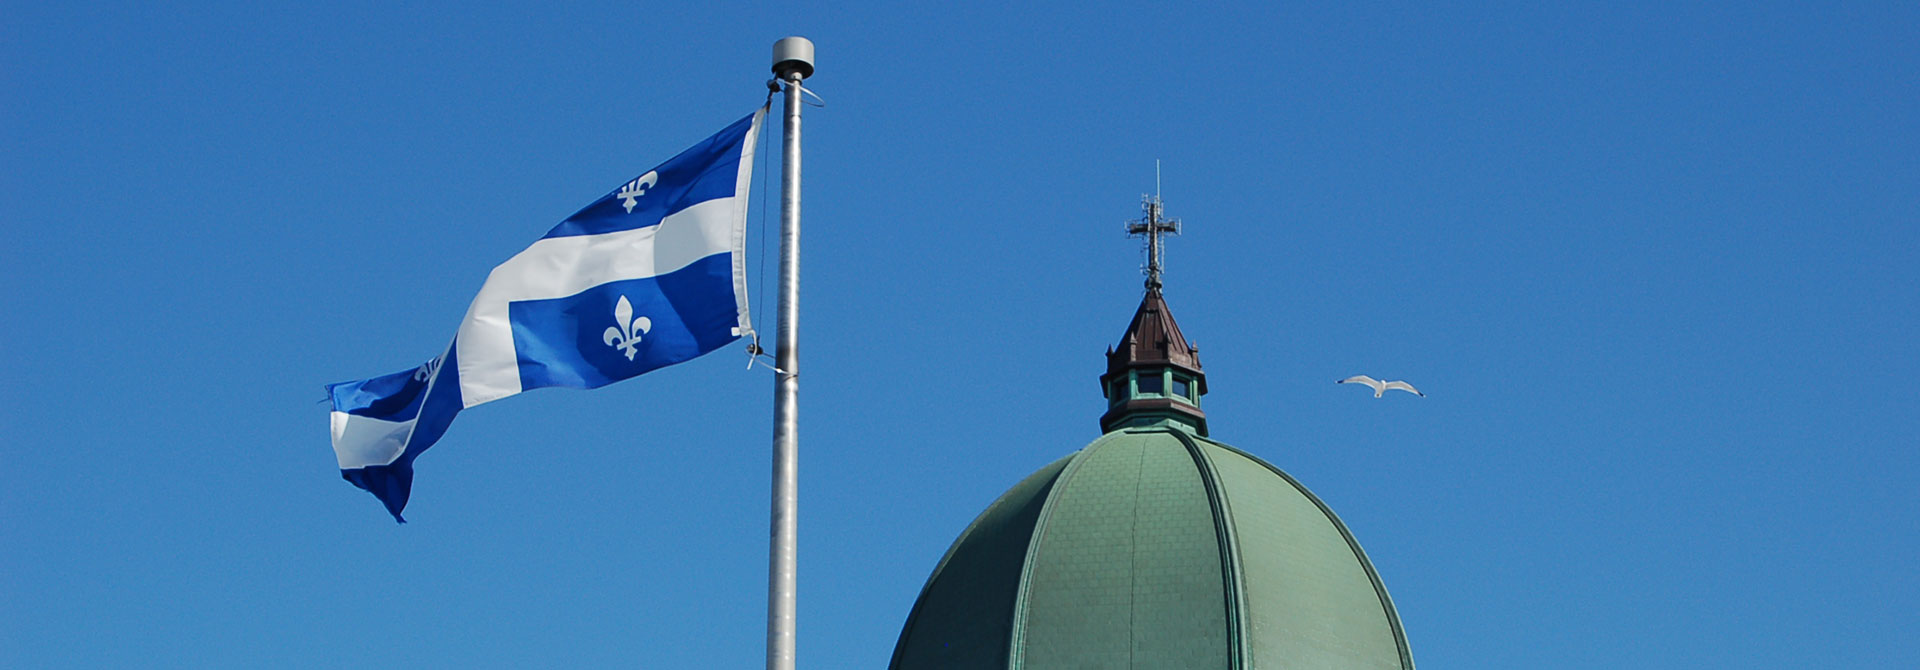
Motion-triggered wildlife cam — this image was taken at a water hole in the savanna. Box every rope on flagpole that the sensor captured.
[746,82,778,375]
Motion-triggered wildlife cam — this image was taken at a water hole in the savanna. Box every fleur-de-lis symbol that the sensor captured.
[617,171,659,214]
[602,296,652,361]
[413,355,444,382]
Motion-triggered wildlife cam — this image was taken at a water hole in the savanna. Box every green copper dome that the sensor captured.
[888,426,1413,669]
[889,285,1413,669]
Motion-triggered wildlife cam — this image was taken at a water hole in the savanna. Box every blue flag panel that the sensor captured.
[328,108,763,522]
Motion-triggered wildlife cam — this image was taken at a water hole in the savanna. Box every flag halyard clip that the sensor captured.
[768,78,825,108]
[745,338,795,377]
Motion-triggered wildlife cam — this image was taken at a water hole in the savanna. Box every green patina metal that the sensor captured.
[1012,429,1231,668]
[890,424,1412,669]
[889,455,1075,669]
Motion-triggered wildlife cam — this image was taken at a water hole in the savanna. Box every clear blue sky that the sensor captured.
[4,2,1915,667]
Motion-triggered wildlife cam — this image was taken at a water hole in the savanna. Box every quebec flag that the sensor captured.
[329,109,764,522]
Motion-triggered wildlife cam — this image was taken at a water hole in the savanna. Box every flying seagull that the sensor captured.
[1338,375,1424,398]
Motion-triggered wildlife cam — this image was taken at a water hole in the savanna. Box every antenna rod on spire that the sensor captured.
[766,36,812,670]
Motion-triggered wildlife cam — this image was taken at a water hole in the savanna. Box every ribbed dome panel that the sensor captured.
[890,455,1074,669]
[1015,431,1228,668]
[1204,440,1412,669]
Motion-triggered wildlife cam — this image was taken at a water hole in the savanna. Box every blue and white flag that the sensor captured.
[329,109,764,522]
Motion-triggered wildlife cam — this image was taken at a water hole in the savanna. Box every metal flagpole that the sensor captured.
[767,36,812,670]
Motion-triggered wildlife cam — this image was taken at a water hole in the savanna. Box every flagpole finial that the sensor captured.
[772,36,815,79]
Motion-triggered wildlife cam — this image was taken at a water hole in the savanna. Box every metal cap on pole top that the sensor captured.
[766,35,811,670]
[772,37,815,79]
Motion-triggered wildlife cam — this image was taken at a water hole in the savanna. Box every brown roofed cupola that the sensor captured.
[1099,193,1208,436]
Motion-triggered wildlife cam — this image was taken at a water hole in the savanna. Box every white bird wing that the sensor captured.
[1382,380,1424,396]
[1338,375,1380,388]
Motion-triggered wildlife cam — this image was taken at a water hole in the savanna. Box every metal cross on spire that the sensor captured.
[1127,180,1181,291]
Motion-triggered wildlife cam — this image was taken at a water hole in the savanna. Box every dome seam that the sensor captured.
[1191,435,1417,669]
[1170,428,1250,670]
[887,454,1074,670]
[1004,439,1106,670]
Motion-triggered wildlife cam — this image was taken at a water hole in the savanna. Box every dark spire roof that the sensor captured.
[1106,287,1203,378]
